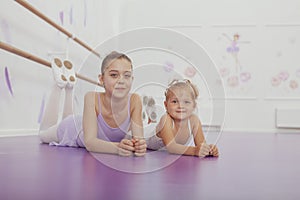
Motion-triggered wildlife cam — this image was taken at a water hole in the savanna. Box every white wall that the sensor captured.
[117,0,300,133]
[0,0,300,135]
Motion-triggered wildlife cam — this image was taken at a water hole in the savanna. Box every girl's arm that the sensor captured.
[83,92,134,155]
[129,93,147,156]
[159,114,206,156]
[129,93,144,138]
[191,114,206,146]
[192,115,219,157]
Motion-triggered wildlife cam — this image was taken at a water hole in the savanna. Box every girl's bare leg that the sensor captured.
[39,58,76,143]
[39,84,63,143]
[62,87,74,119]
[39,58,67,143]
[62,60,76,119]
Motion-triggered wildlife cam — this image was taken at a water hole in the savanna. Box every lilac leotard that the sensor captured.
[52,93,131,147]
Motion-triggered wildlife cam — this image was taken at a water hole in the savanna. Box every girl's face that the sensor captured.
[164,88,196,120]
[234,35,239,41]
[100,58,133,99]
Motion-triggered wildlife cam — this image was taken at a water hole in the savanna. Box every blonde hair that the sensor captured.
[101,51,132,74]
[165,79,199,102]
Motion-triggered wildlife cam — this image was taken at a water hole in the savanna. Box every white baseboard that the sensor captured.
[0,129,39,137]
[0,127,298,138]
[221,128,300,134]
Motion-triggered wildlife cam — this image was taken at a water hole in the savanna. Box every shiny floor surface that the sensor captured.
[0,132,299,200]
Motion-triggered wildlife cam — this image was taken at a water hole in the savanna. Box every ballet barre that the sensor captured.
[0,41,101,87]
[15,0,101,58]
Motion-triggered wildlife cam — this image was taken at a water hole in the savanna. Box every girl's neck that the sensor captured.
[171,116,189,128]
[101,92,128,111]
[171,117,190,138]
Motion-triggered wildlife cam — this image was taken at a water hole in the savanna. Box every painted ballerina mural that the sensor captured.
[268,34,300,96]
[219,32,252,93]
[223,33,242,73]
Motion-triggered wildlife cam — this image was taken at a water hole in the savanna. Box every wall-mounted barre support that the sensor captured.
[0,41,101,87]
[15,0,101,58]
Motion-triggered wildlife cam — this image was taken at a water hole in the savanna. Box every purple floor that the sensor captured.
[0,132,300,200]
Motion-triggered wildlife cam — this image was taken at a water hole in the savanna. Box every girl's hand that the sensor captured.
[118,139,135,156]
[132,138,147,157]
[198,143,210,157]
[208,144,219,157]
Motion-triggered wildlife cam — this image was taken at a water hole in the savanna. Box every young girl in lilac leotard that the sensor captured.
[39,51,147,156]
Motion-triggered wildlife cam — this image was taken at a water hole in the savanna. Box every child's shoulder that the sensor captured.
[130,92,141,99]
[130,93,142,105]
[84,91,103,99]
[159,113,168,120]
[129,93,142,109]
[156,113,173,131]
[159,113,174,124]
[189,114,201,125]
[84,91,95,100]
[189,113,199,119]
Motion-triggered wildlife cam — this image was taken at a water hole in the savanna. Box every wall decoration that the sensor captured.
[84,0,87,27]
[264,26,300,98]
[69,5,73,25]
[4,66,13,96]
[163,61,174,72]
[59,11,64,25]
[211,28,256,98]
[184,66,197,78]
[164,26,257,98]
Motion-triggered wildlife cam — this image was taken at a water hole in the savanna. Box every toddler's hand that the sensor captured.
[197,143,210,157]
[209,144,219,157]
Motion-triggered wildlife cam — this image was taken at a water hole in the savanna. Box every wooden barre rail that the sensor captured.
[15,0,101,58]
[0,41,101,87]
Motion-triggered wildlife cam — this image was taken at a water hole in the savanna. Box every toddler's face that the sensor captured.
[165,88,195,120]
